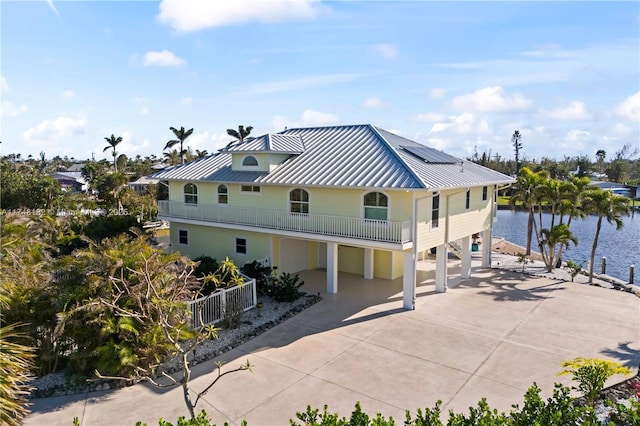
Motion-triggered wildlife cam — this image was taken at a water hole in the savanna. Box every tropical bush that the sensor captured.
[558,357,632,406]
[264,272,305,302]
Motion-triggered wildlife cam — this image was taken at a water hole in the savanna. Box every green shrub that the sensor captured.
[558,357,632,406]
[240,261,273,295]
[510,383,590,425]
[193,256,219,295]
[606,397,640,426]
[564,260,583,282]
[265,272,305,302]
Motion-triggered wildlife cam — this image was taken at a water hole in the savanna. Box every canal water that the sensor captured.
[493,209,639,283]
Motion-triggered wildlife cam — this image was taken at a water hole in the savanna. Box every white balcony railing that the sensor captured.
[158,200,411,244]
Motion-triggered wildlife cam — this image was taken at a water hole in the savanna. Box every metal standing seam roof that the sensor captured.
[152,124,514,189]
[375,127,515,189]
[224,134,304,153]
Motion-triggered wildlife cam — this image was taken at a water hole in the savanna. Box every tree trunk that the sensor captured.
[180,352,195,419]
[526,209,534,256]
[589,216,603,284]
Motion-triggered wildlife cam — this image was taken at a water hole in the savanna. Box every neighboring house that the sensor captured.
[51,172,88,192]
[129,175,160,194]
[154,124,514,310]
[66,163,87,172]
[590,181,638,200]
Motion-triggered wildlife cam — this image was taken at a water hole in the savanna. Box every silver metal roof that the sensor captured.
[376,127,515,189]
[153,124,514,189]
[224,134,304,154]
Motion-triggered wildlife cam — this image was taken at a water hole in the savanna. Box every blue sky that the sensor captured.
[1,1,638,164]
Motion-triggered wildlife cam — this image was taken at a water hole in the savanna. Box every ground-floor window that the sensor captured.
[178,229,188,245]
[236,237,247,254]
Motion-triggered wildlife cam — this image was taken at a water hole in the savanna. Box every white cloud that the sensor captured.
[143,50,186,67]
[415,112,447,123]
[450,86,532,113]
[430,88,447,100]
[386,129,403,136]
[363,97,384,108]
[46,0,60,17]
[188,131,230,153]
[301,109,339,125]
[270,109,339,130]
[158,0,325,32]
[1,76,8,93]
[63,90,74,100]
[1,101,28,117]
[374,43,398,60]
[244,72,366,96]
[566,129,591,142]
[140,105,150,115]
[615,91,640,122]
[541,101,591,121]
[180,96,193,105]
[23,116,86,145]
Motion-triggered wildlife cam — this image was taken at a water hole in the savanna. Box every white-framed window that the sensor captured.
[431,194,440,229]
[218,184,228,204]
[236,237,247,255]
[178,229,189,245]
[289,188,309,214]
[184,183,198,205]
[363,191,388,221]
[242,156,258,167]
[482,186,488,201]
[465,189,471,210]
[240,185,261,194]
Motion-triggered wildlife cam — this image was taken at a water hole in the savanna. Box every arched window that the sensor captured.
[363,192,388,220]
[184,183,198,205]
[289,188,309,214]
[242,155,258,166]
[218,185,228,204]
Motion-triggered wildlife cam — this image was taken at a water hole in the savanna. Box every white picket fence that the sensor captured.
[187,275,257,328]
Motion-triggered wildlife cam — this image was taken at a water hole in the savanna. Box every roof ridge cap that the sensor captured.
[368,125,429,189]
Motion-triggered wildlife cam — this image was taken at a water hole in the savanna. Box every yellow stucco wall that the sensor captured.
[169,182,414,221]
[170,224,271,266]
[416,186,494,251]
[338,245,365,275]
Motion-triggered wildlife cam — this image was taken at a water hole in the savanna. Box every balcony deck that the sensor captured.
[158,200,412,244]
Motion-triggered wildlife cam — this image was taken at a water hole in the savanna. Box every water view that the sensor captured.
[494,209,639,283]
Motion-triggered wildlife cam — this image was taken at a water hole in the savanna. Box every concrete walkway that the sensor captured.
[26,258,640,425]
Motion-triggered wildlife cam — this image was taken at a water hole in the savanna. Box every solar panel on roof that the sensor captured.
[400,145,460,164]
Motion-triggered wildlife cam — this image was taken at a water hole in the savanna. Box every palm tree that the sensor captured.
[509,167,544,255]
[195,149,208,159]
[0,321,35,426]
[582,188,630,283]
[226,125,253,148]
[163,149,181,166]
[164,126,193,164]
[595,149,606,174]
[103,134,123,172]
[538,224,578,273]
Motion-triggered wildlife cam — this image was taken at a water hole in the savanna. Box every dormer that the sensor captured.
[225,133,305,172]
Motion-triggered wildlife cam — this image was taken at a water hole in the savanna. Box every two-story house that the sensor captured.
[154,124,513,310]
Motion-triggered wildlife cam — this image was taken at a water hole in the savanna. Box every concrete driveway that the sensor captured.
[26,259,640,425]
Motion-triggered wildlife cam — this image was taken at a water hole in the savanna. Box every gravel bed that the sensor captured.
[29,293,320,398]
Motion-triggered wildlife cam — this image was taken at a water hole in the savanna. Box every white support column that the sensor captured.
[435,244,448,293]
[403,251,416,310]
[327,242,338,294]
[482,228,492,268]
[364,248,374,280]
[460,235,471,279]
